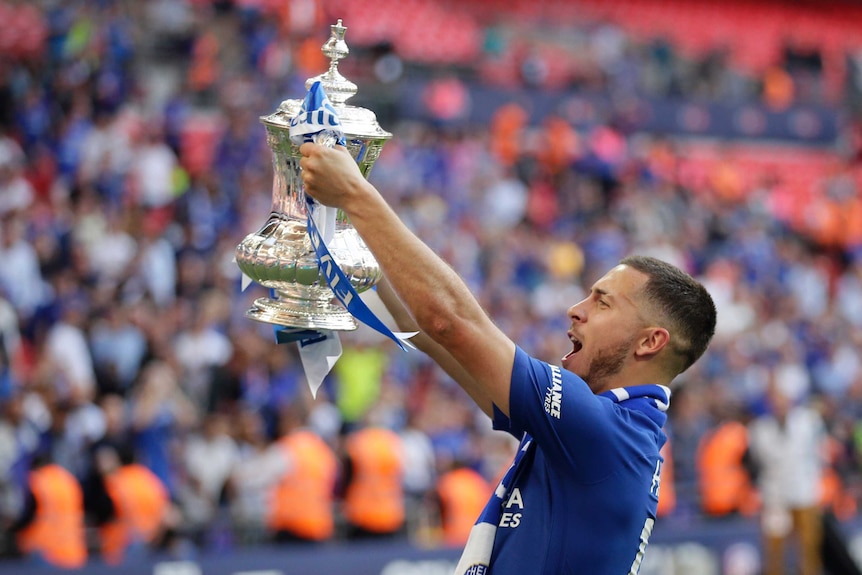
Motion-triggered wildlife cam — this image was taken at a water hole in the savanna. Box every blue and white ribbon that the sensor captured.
[288,81,345,147]
[303,195,415,352]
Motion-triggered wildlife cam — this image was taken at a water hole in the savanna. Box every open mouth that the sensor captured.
[563,336,583,360]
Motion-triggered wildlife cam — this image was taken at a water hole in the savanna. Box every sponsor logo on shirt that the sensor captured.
[543,364,563,419]
[650,459,662,501]
[463,565,489,575]
[500,487,524,528]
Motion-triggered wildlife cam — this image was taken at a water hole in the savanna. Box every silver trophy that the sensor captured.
[235,19,392,331]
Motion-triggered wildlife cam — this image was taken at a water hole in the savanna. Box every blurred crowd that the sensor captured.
[1,0,862,568]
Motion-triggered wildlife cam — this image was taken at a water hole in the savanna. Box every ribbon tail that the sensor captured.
[393,332,419,350]
[297,330,342,399]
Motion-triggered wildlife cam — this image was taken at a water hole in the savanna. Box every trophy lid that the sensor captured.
[261,19,392,141]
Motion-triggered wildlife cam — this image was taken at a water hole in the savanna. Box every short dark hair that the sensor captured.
[619,255,716,374]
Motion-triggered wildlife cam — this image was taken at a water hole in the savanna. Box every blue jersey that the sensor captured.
[485,346,669,575]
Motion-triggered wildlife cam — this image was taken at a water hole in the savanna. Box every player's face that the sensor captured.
[563,265,649,393]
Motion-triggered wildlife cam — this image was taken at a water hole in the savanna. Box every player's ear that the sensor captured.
[634,327,670,359]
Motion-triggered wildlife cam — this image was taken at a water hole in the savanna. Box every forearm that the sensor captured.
[350,191,513,413]
[347,188,483,344]
[300,145,476,334]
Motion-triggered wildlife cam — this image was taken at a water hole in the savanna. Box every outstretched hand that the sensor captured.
[299,143,370,210]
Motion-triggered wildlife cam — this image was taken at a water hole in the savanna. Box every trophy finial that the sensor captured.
[306,19,358,106]
[324,19,349,62]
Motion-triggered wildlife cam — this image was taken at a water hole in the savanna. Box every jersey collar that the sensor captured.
[600,384,671,427]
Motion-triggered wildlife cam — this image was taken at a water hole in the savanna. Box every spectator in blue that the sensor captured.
[130,360,198,497]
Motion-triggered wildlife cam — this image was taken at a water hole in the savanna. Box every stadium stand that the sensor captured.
[0,0,861,573]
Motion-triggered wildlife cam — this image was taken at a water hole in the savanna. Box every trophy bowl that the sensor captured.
[235,20,392,331]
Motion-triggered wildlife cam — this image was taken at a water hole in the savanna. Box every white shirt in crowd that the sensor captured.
[748,403,825,509]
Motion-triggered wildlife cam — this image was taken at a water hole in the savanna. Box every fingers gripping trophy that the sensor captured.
[235,20,396,338]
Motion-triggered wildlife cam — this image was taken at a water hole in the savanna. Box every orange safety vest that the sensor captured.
[343,427,404,534]
[436,467,491,546]
[697,421,759,516]
[100,463,170,564]
[843,197,862,248]
[267,430,338,541]
[820,436,858,521]
[656,440,677,517]
[17,464,87,569]
[821,467,857,520]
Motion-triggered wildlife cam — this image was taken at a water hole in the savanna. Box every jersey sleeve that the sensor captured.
[492,403,525,439]
[505,346,642,482]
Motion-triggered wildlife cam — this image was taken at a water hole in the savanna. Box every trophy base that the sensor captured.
[245,297,358,331]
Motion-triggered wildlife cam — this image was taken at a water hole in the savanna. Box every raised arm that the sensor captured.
[375,277,494,417]
[300,143,516,416]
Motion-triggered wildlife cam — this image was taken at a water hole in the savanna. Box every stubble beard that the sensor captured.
[582,338,634,392]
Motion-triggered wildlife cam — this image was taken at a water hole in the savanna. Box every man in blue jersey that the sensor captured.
[299,143,717,574]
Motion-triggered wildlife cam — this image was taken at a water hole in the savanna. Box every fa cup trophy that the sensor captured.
[235,19,392,331]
